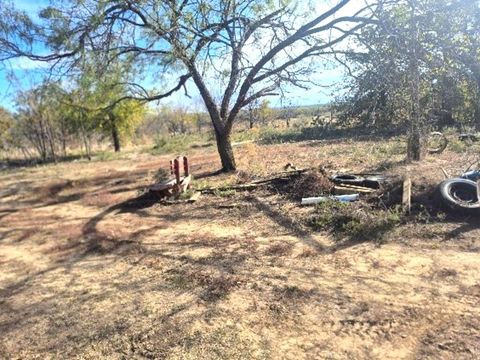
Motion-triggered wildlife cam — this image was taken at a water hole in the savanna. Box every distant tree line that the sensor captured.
[1,0,477,165]
[0,61,146,162]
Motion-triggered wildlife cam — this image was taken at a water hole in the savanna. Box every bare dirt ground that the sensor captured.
[1,138,479,359]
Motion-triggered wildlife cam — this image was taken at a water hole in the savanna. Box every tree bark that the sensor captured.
[214,127,236,172]
[475,101,480,131]
[473,77,480,131]
[112,123,121,152]
[187,63,237,172]
[407,11,425,162]
[79,118,92,161]
[249,110,255,129]
[108,113,121,152]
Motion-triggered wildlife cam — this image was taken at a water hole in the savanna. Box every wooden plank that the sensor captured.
[334,185,375,195]
[402,176,412,213]
[150,178,176,192]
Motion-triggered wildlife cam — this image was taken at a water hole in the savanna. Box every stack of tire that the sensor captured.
[439,171,480,213]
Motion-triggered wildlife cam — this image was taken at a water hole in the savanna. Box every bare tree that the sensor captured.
[0,0,379,171]
[246,94,260,130]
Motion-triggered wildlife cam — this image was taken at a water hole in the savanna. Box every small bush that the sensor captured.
[448,138,467,153]
[310,200,402,244]
[178,189,196,200]
[94,151,125,161]
[153,168,170,183]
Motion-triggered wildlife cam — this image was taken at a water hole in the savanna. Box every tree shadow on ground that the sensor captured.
[0,153,91,169]
[441,216,480,243]
[0,168,152,211]
[245,195,326,253]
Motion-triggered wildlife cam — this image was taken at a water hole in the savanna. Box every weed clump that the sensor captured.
[310,200,402,244]
[152,134,211,154]
[214,188,236,198]
[153,168,170,183]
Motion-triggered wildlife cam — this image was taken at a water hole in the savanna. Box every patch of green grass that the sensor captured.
[152,168,170,183]
[374,139,407,156]
[93,151,127,162]
[448,138,468,153]
[310,200,402,244]
[193,178,212,191]
[151,133,212,155]
[177,189,197,200]
[230,126,297,144]
[214,188,236,198]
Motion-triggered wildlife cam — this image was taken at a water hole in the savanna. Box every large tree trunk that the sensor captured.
[109,113,121,152]
[475,101,480,131]
[407,72,425,161]
[407,13,425,162]
[188,64,237,171]
[249,113,254,129]
[214,127,236,172]
[473,77,480,131]
[46,119,57,164]
[112,123,121,152]
[79,118,92,161]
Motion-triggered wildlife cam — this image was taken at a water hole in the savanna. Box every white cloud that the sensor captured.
[7,57,49,71]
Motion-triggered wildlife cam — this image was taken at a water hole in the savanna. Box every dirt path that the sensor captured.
[1,145,479,359]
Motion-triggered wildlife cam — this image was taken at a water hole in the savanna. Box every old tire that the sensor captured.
[439,178,480,212]
[427,131,448,154]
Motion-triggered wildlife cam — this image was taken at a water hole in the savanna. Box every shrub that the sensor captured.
[151,133,211,155]
[310,200,402,244]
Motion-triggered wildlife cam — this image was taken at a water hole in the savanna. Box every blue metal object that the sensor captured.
[461,171,480,182]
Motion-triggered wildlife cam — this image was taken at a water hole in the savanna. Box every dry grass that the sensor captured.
[0,137,479,359]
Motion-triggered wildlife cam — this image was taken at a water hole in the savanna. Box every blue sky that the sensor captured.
[0,0,346,112]
[0,0,50,110]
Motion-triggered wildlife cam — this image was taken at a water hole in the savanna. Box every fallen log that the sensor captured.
[200,168,311,194]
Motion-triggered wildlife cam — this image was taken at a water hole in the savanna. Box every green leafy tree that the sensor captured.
[14,83,68,162]
[0,0,380,171]
[103,99,145,152]
[335,0,480,160]
[0,106,13,151]
[64,57,145,153]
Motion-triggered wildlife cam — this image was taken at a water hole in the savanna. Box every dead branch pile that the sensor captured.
[285,171,334,200]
